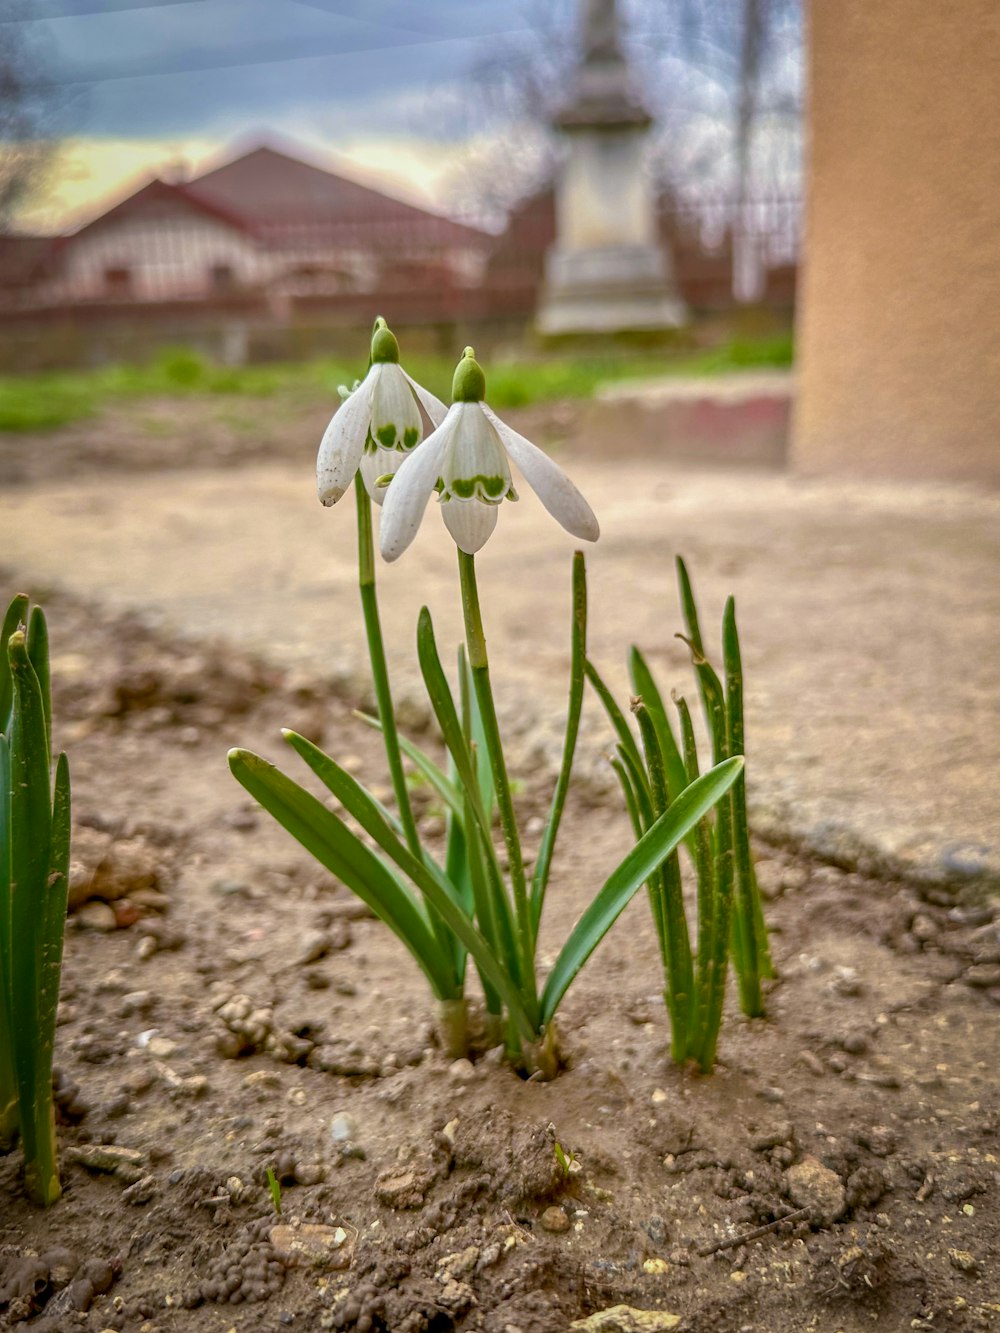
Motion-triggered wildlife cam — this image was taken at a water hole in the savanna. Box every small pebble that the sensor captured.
[121,991,155,1017]
[295,930,332,965]
[784,1155,847,1226]
[797,1050,826,1076]
[948,1249,980,1274]
[448,1058,477,1084]
[330,1112,359,1144]
[540,1206,571,1234]
[76,901,118,932]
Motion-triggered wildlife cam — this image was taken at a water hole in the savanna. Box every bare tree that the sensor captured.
[0,0,63,232]
[435,0,802,227]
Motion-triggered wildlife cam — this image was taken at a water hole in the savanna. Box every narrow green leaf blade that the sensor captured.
[532,550,587,918]
[355,712,465,824]
[584,657,649,801]
[0,730,17,1147]
[26,608,51,760]
[7,629,58,1203]
[282,728,468,977]
[628,645,688,803]
[0,595,29,733]
[228,747,454,998]
[540,756,744,1027]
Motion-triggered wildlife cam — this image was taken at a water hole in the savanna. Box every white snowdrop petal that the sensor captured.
[379,407,458,562]
[370,362,423,452]
[482,404,599,542]
[359,447,405,505]
[402,369,448,429]
[441,497,498,554]
[316,375,372,505]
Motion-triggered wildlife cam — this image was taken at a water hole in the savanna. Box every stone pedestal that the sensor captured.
[536,0,685,337]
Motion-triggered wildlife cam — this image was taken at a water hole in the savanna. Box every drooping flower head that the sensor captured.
[316,317,446,507]
[379,347,600,561]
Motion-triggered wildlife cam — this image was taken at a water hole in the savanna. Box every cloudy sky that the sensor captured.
[11,0,573,229]
[9,0,801,232]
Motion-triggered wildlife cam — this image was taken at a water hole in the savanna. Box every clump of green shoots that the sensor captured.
[587,558,774,1072]
[0,594,72,1205]
[230,323,745,1079]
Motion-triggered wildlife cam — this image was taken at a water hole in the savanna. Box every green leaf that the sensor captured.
[26,607,51,760]
[675,558,727,764]
[628,646,688,803]
[282,728,469,982]
[0,595,29,733]
[532,551,587,922]
[539,756,744,1027]
[584,657,649,803]
[7,628,59,1203]
[230,747,535,1035]
[0,730,17,1147]
[416,608,484,818]
[38,752,70,1062]
[228,747,454,999]
[355,712,466,824]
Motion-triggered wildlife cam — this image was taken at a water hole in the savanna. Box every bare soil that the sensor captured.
[2,411,999,1332]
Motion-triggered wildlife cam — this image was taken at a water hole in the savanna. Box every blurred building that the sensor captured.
[8,144,489,313]
[0,139,797,370]
[794,0,1000,482]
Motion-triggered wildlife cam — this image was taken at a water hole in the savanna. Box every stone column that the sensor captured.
[537,0,686,336]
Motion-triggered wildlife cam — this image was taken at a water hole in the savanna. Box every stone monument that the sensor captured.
[537,0,686,335]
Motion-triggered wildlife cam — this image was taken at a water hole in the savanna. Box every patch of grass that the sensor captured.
[0,334,793,433]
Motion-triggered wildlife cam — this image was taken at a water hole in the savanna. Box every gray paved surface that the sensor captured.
[3,456,999,887]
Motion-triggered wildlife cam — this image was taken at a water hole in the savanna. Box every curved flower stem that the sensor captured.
[355,482,422,858]
[457,551,538,1022]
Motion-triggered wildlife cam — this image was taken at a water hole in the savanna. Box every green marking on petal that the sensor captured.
[506,485,519,501]
[403,426,420,449]
[445,474,510,502]
[376,423,397,448]
[374,473,394,488]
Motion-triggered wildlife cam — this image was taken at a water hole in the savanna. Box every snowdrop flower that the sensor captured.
[380,348,599,561]
[317,317,447,507]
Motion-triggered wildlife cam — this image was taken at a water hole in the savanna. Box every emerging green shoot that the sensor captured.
[0,595,72,1205]
[588,558,773,1071]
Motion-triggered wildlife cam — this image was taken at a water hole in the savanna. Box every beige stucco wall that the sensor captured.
[793,1,1000,482]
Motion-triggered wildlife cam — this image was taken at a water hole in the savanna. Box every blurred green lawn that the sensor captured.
[0,333,792,434]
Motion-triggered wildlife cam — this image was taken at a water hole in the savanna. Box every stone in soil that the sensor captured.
[783,1155,847,1226]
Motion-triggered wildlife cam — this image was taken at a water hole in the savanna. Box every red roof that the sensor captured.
[186,145,486,249]
[66,143,488,254]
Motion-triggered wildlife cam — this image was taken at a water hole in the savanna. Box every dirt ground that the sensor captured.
[2,405,999,1333]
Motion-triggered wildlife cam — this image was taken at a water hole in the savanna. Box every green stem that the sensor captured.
[457,551,538,1022]
[355,482,422,858]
